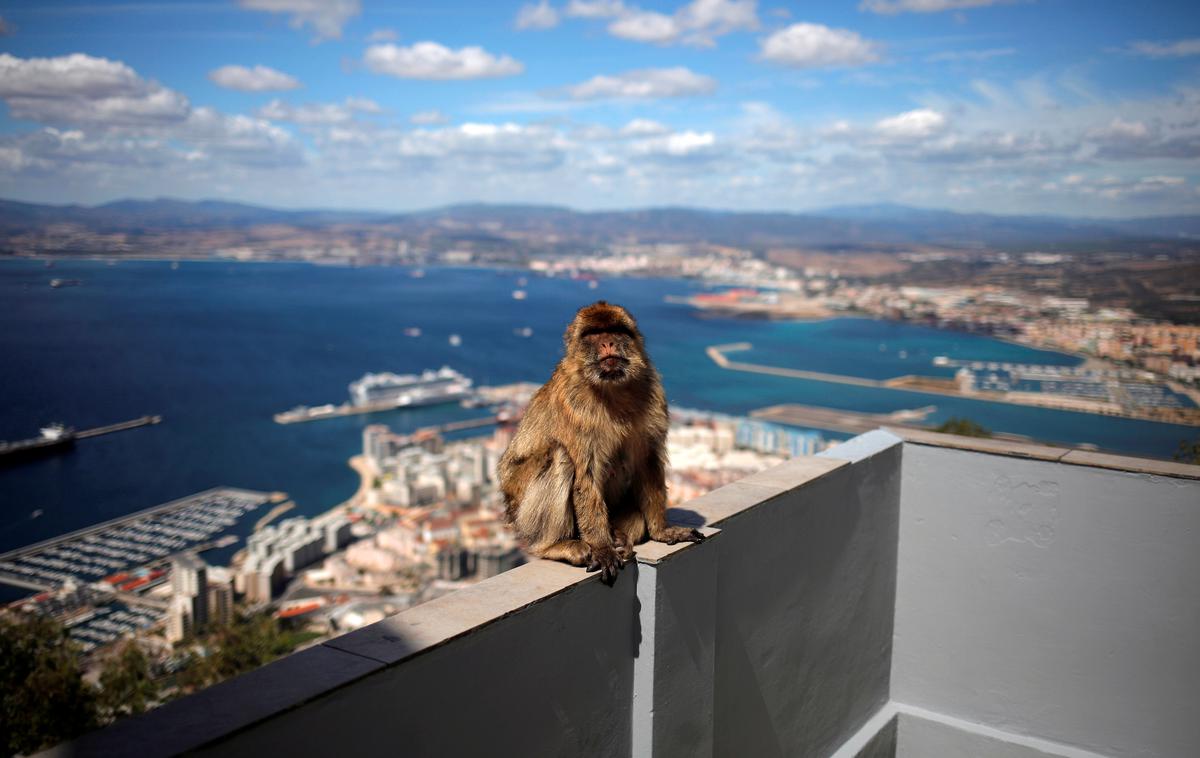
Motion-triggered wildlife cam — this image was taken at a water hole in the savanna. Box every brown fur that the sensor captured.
[499,301,703,584]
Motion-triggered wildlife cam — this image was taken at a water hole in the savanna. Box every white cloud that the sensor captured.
[180,107,302,167]
[608,10,679,43]
[620,118,670,136]
[516,0,560,30]
[576,0,757,46]
[1093,118,1148,140]
[1126,38,1200,59]
[0,52,304,188]
[209,65,301,92]
[927,47,1016,62]
[0,53,147,99]
[677,0,759,42]
[366,28,398,42]
[3,49,1197,216]
[565,67,717,99]
[389,122,570,172]
[759,23,880,69]
[0,128,176,175]
[875,108,947,140]
[633,129,719,159]
[0,53,190,126]
[1087,117,1200,160]
[565,0,626,18]
[364,42,524,80]
[257,97,380,124]
[1056,173,1191,200]
[237,0,360,41]
[411,109,451,125]
[0,109,303,183]
[661,130,715,155]
[860,0,1010,14]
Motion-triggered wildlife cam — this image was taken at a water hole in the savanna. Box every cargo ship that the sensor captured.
[0,423,76,463]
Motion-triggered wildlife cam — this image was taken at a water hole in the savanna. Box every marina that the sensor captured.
[0,487,272,592]
[67,602,165,654]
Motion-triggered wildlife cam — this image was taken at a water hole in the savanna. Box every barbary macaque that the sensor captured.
[499,301,703,584]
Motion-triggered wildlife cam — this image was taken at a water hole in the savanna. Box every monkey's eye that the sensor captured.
[581,326,634,339]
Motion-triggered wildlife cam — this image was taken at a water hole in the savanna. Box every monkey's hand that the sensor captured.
[585,543,623,586]
[651,525,706,545]
[612,530,636,562]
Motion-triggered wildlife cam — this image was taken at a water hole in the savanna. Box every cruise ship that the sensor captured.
[348,367,472,408]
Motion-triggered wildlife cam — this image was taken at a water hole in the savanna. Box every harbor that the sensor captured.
[0,487,273,592]
[708,343,1200,426]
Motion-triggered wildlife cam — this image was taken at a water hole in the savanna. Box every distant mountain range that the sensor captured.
[2,197,1198,251]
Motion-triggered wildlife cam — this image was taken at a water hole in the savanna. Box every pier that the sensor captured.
[276,381,536,425]
[707,343,884,388]
[432,416,499,434]
[76,414,161,439]
[0,415,162,465]
[750,404,936,436]
[275,401,497,426]
[275,401,409,424]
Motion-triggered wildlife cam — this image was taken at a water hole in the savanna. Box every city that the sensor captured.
[2,377,833,724]
[1,0,1198,755]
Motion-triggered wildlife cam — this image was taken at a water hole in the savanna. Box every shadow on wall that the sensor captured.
[666,507,707,527]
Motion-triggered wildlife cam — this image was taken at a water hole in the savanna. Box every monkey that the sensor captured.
[498,300,703,585]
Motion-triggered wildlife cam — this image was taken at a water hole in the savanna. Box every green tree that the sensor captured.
[97,641,159,720]
[934,417,993,438]
[0,612,98,756]
[174,651,218,694]
[210,612,293,680]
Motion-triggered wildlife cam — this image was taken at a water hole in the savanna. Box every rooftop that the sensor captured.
[49,431,1200,758]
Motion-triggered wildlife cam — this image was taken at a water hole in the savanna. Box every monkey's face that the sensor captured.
[566,302,649,387]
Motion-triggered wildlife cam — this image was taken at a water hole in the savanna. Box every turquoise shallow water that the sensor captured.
[1,260,1195,571]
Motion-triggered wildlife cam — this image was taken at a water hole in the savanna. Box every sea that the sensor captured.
[2,259,1196,584]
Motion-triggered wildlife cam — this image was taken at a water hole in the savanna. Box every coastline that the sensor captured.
[17,254,1187,399]
[347,454,374,511]
[708,342,1200,427]
[4,258,1196,568]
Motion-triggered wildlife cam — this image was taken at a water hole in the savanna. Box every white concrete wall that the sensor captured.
[195,568,638,757]
[59,434,1200,758]
[894,444,1200,758]
[706,436,903,757]
[896,712,1066,758]
[632,535,720,758]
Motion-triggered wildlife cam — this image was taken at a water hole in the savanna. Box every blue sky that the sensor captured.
[0,0,1197,216]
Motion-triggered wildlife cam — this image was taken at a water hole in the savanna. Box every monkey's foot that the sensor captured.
[585,544,623,586]
[612,530,636,561]
[651,525,706,545]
